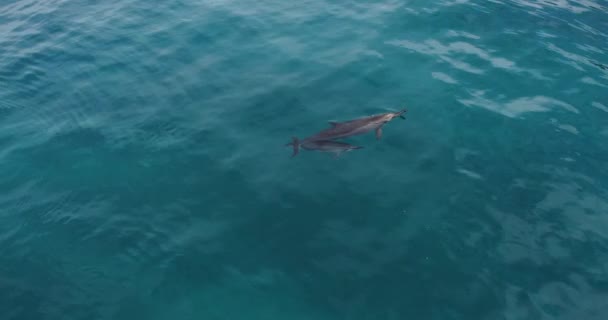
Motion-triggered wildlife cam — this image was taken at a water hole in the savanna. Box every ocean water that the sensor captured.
[1,0,608,319]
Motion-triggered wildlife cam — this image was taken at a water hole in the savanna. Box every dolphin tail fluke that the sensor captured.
[285,137,300,158]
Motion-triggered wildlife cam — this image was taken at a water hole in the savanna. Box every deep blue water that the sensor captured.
[1,0,608,319]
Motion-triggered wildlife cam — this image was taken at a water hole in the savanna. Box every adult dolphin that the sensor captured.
[286,109,406,157]
[311,109,407,141]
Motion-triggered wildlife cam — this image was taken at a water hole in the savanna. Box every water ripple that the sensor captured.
[459,92,579,118]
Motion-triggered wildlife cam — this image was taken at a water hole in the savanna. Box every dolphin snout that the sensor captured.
[394,109,407,119]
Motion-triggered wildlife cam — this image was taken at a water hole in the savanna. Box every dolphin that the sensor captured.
[304,109,407,142]
[286,138,363,158]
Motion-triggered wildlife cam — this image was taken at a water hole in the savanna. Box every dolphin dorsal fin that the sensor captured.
[328,121,339,127]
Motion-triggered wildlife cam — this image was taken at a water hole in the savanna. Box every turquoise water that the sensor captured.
[1,0,608,319]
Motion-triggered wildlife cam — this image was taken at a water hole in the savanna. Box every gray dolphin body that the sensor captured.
[286,109,406,158]
[305,109,407,142]
[286,138,363,158]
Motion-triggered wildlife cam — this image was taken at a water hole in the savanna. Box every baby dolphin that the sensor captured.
[286,138,363,158]
[305,109,407,141]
